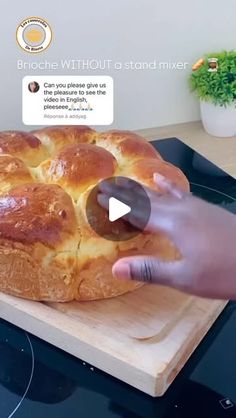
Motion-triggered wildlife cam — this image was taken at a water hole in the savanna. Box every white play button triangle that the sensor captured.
[108,197,131,222]
[86,176,151,241]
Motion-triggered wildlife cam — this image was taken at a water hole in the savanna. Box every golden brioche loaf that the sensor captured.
[0,126,189,301]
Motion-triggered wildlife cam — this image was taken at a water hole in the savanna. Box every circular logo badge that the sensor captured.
[16,17,52,53]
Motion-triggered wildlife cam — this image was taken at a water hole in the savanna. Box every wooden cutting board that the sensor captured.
[0,285,226,396]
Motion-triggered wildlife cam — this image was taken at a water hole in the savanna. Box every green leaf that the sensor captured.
[189,50,236,105]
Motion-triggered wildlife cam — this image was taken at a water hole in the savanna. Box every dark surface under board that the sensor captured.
[1,137,236,418]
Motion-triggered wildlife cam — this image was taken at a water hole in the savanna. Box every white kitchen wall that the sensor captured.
[1,0,236,131]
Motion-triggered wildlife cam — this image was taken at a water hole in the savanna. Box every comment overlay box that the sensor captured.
[22,76,114,125]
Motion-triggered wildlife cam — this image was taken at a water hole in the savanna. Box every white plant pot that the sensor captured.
[200,100,236,137]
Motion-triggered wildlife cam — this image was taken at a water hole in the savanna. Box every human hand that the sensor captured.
[98,175,236,299]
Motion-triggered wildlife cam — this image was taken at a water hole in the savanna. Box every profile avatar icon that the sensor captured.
[28,81,40,93]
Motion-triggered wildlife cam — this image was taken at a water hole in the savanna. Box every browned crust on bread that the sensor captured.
[0,154,34,192]
[0,240,77,301]
[32,125,98,154]
[38,143,117,199]
[0,131,48,166]
[77,256,142,301]
[0,183,77,247]
[0,125,189,301]
[127,158,190,192]
[96,130,162,165]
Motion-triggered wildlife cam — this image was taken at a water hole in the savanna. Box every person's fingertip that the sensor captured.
[112,262,131,280]
[98,180,112,194]
[153,173,165,184]
[97,193,108,208]
[153,173,185,199]
[115,177,129,187]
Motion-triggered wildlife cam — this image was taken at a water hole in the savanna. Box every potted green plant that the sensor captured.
[189,51,236,137]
